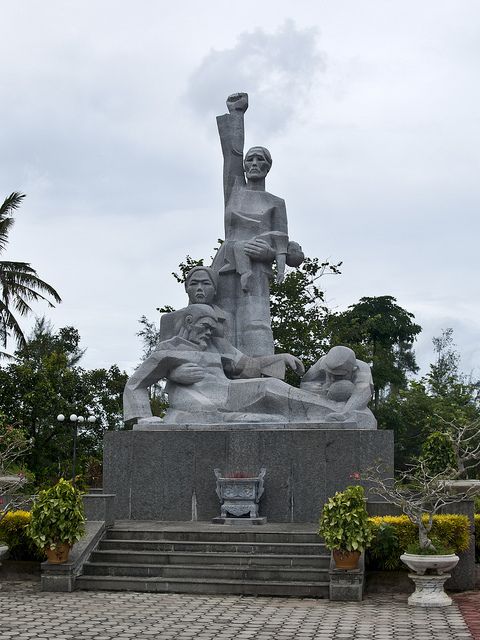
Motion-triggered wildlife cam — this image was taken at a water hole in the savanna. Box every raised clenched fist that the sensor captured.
[226,92,248,114]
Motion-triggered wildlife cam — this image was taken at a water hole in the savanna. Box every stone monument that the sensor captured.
[104,93,393,522]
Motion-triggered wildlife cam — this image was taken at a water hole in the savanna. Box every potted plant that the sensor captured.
[364,460,477,606]
[319,485,373,569]
[28,478,85,564]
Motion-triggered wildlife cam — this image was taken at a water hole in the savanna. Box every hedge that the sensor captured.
[0,510,45,561]
[367,514,470,570]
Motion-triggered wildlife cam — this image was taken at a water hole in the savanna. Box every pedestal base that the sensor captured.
[104,426,393,522]
[407,573,452,607]
[212,517,267,525]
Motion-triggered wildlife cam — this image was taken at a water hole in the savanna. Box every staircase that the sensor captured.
[76,521,330,597]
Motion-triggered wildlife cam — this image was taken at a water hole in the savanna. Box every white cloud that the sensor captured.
[185,20,325,137]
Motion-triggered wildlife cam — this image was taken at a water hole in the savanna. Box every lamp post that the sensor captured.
[57,413,96,485]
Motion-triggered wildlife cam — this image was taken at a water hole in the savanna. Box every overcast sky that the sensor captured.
[1,1,479,376]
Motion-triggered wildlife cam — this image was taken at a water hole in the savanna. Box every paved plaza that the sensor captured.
[0,580,477,640]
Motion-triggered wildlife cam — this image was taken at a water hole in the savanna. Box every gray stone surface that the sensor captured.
[301,346,377,429]
[41,521,105,592]
[329,568,364,602]
[124,304,377,428]
[83,493,116,527]
[212,92,304,357]
[103,428,394,522]
[122,95,377,430]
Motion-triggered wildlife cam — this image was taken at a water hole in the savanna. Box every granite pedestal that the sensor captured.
[104,426,393,523]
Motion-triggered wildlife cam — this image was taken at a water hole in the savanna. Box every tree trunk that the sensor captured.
[418,521,434,550]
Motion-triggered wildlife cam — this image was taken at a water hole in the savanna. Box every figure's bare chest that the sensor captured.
[226,189,277,238]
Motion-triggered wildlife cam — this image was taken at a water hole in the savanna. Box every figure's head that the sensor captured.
[244,146,272,181]
[177,304,218,350]
[185,267,218,305]
[324,346,357,379]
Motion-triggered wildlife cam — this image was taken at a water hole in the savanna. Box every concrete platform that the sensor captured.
[104,427,394,522]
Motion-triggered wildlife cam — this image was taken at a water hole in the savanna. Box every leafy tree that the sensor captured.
[0,193,61,354]
[0,319,127,484]
[270,258,341,385]
[327,296,421,410]
[0,416,31,519]
[376,329,479,468]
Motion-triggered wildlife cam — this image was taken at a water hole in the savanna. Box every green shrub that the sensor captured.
[420,431,456,475]
[367,514,470,570]
[475,514,480,562]
[0,511,45,561]
[28,478,85,550]
[367,522,400,570]
[319,485,373,552]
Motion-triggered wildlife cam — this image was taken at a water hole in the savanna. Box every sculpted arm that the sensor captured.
[342,362,374,412]
[219,339,304,380]
[300,357,327,394]
[123,351,167,423]
[273,199,289,283]
[124,349,204,423]
[217,92,248,205]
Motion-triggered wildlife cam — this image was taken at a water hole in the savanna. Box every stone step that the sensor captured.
[90,549,329,568]
[76,574,330,598]
[82,561,329,582]
[105,528,321,544]
[99,538,325,555]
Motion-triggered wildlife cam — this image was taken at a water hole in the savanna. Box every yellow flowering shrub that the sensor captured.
[367,514,470,570]
[0,510,45,560]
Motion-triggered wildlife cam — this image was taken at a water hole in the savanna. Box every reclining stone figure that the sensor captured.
[301,346,377,429]
[124,305,375,427]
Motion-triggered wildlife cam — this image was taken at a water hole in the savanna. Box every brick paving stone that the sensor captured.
[0,580,476,639]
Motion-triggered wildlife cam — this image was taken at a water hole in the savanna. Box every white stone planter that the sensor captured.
[400,553,459,576]
[400,553,459,607]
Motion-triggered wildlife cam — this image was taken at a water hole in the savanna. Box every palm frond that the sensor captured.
[0,299,28,348]
[0,193,62,350]
[0,193,24,254]
[0,261,62,306]
[0,192,25,218]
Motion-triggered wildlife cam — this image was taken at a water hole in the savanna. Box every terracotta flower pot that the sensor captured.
[333,549,361,569]
[45,543,71,564]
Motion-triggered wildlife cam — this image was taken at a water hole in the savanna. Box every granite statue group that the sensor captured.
[124,93,376,429]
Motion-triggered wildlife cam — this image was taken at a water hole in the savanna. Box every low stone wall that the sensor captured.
[103,427,394,523]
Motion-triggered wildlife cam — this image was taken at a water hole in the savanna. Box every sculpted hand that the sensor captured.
[226,92,248,113]
[244,238,275,262]
[169,363,205,385]
[276,271,285,284]
[279,354,305,376]
[326,411,351,422]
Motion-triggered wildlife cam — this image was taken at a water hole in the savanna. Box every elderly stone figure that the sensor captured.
[212,92,304,357]
[123,305,364,426]
[301,346,377,429]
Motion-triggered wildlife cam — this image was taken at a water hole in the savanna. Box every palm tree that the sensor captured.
[0,192,61,352]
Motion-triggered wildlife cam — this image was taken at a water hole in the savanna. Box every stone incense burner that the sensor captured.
[213,467,266,524]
